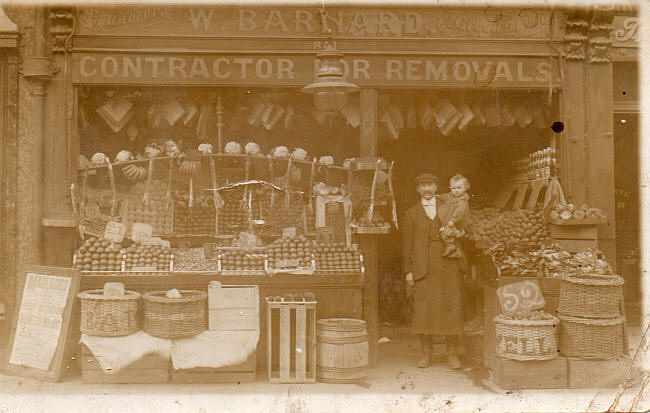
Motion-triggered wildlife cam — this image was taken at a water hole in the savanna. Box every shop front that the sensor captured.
[0,3,640,389]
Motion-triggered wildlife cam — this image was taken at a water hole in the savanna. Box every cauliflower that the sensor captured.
[245,142,261,155]
[144,144,162,158]
[198,143,214,154]
[225,141,242,154]
[79,155,92,169]
[273,146,289,158]
[292,147,308,161]
[163,140,180,157]
[91,152,107,165]
[319,155,334,166]
[115,150,132,163]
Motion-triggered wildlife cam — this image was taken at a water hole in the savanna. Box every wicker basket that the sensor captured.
[463,327,485,365]
[142,290,207,338]
[494,314,559,361]
[77,289,141,337]
[558,314,625,360]
[558,274,624,319]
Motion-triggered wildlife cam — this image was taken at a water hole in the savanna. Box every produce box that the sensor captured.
[81,345,169,384]
[493,356,568,390]
[171,353,257,384]
[208,285,259,331]
[567,357,630,388]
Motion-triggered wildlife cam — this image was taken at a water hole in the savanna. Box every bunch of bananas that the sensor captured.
[179,149,202,176]
[121,163,148,181]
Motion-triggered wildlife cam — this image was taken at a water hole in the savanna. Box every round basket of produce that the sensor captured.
[78,289,141,337]
[558,314,625,360]
[142,290,207,338]
[558,274,623,319]
[494,311,559,361]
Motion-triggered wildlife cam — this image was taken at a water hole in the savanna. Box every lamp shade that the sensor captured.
[302,43,359,116]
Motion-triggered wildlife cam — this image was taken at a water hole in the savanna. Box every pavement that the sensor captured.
[0,325,648,413]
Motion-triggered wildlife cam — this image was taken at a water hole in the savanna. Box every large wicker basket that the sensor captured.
[78,289,141,337]
[494,314,559,361]
[463,326,485,366]
[142,290,207,338]
[558,314,625,360]
[558,274,624,319]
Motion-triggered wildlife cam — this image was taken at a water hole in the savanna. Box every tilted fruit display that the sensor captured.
[218,249,266,272]
[266,235,313,269]
[173,194,216,234]
[468,208,549,250]
[314,242,362,272]
[124,180,172,235]
[218,188,252,233]
[172,248,219,272]
[489,243,613,278]
[74,237,122,272]
[549,203,606,220]
[124,241,172,271]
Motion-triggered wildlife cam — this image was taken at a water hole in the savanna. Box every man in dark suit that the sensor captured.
[402,173,464,369]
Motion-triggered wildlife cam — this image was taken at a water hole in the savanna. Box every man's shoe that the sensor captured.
[446,353,462,369]
[418,353,431,368]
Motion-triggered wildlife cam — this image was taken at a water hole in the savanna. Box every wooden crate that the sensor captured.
[266,298,317,383]
[208,285,259,331]
[81,345,169,384]
[171,353,256,384]
[567,357,630,389]
[493,356,568,390]
[550,221,599,253]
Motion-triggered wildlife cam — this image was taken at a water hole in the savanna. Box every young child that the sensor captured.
[437,174,471,258]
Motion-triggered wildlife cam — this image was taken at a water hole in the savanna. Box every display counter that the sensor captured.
[77,272,363,372]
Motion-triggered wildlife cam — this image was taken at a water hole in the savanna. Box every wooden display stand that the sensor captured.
[171,353,256,384]
[81,345,169,384]
[567,357,630,389]
[493,356,568,390]
[549,218,605,253]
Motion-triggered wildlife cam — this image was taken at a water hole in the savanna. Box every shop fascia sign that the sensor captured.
[72,53,560,88]
[77,6,559,40]
[612,16,639,46]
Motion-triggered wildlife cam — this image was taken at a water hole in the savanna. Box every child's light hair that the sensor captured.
[450,174,471,190]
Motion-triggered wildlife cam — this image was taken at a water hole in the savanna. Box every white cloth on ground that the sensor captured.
[171,330,259,370]
[80,331,171,374]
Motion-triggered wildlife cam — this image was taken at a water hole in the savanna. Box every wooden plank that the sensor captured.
[295,305,307,382]
[279,306,290,381]
[308,307,317,380]
[82,368,169,384]
[267,306,273,381]
[494,184,517,210]
[526,180,546,210]
[512,183,530,210]
[358,235,378,368]
[360,89,378,157]
[548,217,607,226]
[494,356,568,390]
[554,239,598,253]
[483,285,498,370]
[171,371,255,384]
[208,285,258,308]
[550,225,598,240]
[567,357,630,389]
[209,308,258,331]
[82,347,168,371]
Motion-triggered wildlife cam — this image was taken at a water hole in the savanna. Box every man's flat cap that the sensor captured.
[414,173,438,185]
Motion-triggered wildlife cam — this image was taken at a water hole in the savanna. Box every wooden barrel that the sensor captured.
[316,318,368,383]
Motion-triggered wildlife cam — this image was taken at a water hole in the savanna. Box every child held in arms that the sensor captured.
[437,174,471,258]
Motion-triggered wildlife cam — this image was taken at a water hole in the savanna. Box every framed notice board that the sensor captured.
[2,265,80,382]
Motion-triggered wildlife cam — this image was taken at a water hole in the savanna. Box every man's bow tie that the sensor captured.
[421,198,436,206]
